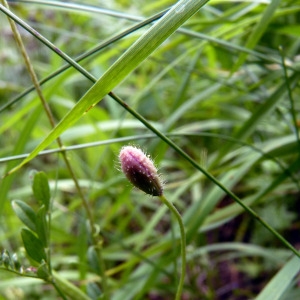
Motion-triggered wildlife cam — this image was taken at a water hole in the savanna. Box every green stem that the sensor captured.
[159,195,186,300]
[50,278,69,300]
[93,239,109,300]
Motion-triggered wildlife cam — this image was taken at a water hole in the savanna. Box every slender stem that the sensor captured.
[50,279,68,300]
[279,46,300,149]
[159,195,186,300]
[170,213,178,284]
[0,267,39,278]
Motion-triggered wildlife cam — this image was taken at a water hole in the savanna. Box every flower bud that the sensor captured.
[119,146,163,196]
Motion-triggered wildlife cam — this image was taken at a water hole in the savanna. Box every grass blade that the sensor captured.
[232,0,282,72]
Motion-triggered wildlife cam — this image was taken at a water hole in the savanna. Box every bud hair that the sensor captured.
[119,146,163,196]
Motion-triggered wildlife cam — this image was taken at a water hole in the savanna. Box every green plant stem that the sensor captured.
[159,195,186,300]
[50,278,69,300]
[0,267,39,278]
[1,0,108,297]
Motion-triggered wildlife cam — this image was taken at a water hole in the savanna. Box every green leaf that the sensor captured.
[37,260,50,280]
[52,271,91,300]
[11,200,37,232]
[21,228,46,264]
[36,206,48,248]
[32,172,50,211]
[8,0,209,174]
[87,246,101,274]
[87,282,102,300]
[255,255,300,300]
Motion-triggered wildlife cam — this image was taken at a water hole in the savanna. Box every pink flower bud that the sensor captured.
[119,146,163,196]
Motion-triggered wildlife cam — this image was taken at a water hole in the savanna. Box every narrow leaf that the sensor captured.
[21,228,46,264]
[7,0,209,175]
[36,206,48,248]
[232,0,281,72]
[87,282,102,300]
[255,255,300,300]
[87,246,101,274]
[11,200,37,232]
[32,171,50,211]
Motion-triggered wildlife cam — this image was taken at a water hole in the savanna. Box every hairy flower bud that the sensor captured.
[119,146,163,196]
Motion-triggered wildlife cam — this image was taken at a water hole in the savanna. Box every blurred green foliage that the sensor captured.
[0,0,299,299]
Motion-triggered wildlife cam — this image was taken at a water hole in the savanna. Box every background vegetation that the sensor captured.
[0,0,300,299]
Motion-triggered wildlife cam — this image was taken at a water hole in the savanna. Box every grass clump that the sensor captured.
[0,0,299,299]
